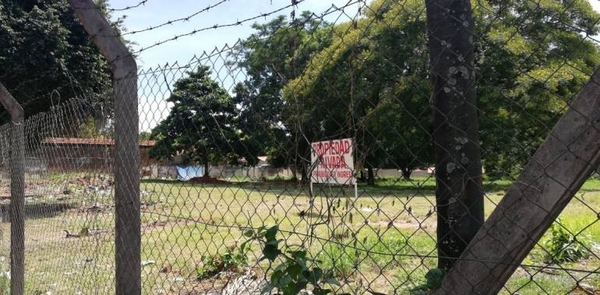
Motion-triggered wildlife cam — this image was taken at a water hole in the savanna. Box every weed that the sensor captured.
[245,225,345,295]
[0,273,8,295]
[542,219,590,264]
[410,268,445,294]
[368,232,408,266]
[317,242,357,279]
[196,243,249,280]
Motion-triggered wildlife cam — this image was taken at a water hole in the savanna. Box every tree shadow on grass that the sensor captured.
[0,201,75,222]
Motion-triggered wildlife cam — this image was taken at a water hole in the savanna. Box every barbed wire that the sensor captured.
[121,0,232,36]
[109,0,150,12]
[104,0,363,65]
[3,0,600,294]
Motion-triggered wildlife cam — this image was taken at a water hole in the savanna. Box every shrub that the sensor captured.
[543,219,589,264]
[244,225,344,295]
[410,268,445,294]
[196,243,249,280]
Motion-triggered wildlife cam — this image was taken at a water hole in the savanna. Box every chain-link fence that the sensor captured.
[1,0,600,294]
[0,97,117,293]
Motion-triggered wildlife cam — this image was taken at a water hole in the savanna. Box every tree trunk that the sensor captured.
[425,0,484,271]
[290,164,298,181]
[401,168,412,180]
[358,169,365,183]
[299,160,309,184]
[204,157,210,178]
[366,164,375,186]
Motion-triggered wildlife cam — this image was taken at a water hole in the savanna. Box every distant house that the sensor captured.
[40,137,156,172]
[257,156,269,167]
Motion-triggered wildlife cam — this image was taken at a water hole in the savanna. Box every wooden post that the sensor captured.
[66,1,140,294]
[435,68,600,293]
[0,83,25,295]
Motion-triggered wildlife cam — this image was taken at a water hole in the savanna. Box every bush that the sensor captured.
[410,268,445,294]
[542,219,589,264]
[244,225,344,295]
[196,243,249,280]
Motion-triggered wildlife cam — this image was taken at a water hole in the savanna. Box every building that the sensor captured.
[40,137,156,172]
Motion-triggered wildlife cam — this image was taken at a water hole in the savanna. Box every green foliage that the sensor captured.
[410,268,445,294]
[231,12,333,175]
[0,272,9,295]
[542,219,590,264]
[316,243,356,279]
[149,66,240,169]
[78,116,111,139]
[139,131,152,141]
[0,0,119,124]
[284,0,432,178]
[245,225,342,295]
[316,232,409,279]
[283,0,600,179]
[196,243,250,280]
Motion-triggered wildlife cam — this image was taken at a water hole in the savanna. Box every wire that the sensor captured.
[109,0,150,12]
[107,0,364,64]
[122,0,232,36]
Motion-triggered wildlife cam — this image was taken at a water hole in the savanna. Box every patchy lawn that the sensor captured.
[0,174,597,294]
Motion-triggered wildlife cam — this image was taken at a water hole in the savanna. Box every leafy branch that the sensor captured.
[244,225,345,295]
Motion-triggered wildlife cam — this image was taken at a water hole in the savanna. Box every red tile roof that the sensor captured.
[42,137,156,147]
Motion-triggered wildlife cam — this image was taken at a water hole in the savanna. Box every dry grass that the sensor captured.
[0,175,597,294]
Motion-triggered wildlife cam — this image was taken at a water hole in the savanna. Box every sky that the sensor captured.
[109,0,600,70]
[106,0,600,131]
[109,0,361,69]
[107,0,362,131]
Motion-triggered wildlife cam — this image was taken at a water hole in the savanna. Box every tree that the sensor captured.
[475,0,600,178]
[284,0,433,184]
[0,0,120,128]
[284,0,600,181]
[149,66,238,174]
[231,12,333,180]
[425,0,483,271]
[281,0,600,270]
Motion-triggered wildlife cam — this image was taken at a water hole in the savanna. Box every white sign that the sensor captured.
[310,138,355,185]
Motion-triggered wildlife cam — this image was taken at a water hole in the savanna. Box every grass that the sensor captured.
[3,174,599,294]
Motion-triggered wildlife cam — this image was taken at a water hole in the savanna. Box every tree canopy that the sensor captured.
[284,0,432,182]
[284,0,600,179]
[149,0,600,181]
[229,12,333,176]
[149,66,239,173]
[0,0,119,127]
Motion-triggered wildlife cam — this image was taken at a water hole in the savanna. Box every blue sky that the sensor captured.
[108,0,363,131]
[106,0,600,131]
[109,0,361,69]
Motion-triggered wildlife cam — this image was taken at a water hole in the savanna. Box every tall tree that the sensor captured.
[231,12,333,179]
[284,0,434,184]
[425,0,483,271]
[0,0,119,128]
[149,66,238,174]
[475,0,600,178]
[284,0,600,181]
[281,0,600,270]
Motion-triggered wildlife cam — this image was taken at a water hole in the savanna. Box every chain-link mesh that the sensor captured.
[0,98,117,293]
[1,0,600,294]
[129,0,600,293]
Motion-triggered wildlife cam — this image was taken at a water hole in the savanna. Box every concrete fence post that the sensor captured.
[66,1,141,294]
[0,82,25,295]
